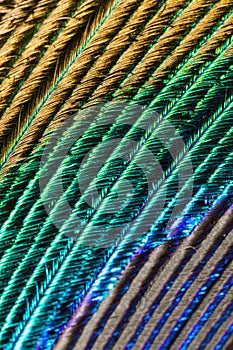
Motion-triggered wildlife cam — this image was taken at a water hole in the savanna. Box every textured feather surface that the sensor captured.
[0,0,233,349]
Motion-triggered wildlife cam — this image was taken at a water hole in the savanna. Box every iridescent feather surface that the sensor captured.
[0,0,232,349]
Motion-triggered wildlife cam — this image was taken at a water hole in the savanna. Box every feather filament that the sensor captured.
[0,63,232,348]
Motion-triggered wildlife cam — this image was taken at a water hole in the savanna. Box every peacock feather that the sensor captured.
[0,0,233,349]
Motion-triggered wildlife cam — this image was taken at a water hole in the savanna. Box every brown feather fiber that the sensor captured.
[1,0,232,175]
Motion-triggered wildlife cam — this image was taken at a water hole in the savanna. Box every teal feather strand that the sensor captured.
[0,7,232,348]
[4,140,233,349]
[0,32,231,326]
[0,13,230,238]
[0,45,231,300]
[0,34,231,254]
[0,66,232,348]
[0,5,230,214]
[1,0,212,171]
